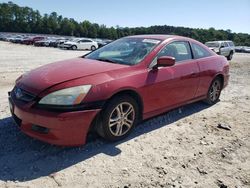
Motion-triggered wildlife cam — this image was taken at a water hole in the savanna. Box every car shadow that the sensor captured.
[0,101,209,182]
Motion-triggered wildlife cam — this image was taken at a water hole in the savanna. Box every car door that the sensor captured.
[80,39,92,50]
[77,40,85,49]
[190,42,215,97]
[220,42,228,56]
[142,41,200,114]
[224,42,230,56]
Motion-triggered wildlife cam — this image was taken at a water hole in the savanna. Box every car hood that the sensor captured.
[208,47,218,50]
[17,58,128,95]
[209,47,220,52]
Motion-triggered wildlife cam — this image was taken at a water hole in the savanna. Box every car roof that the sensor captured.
[206,40,233,43]
[125,34,189,41]
[74,38,93,40]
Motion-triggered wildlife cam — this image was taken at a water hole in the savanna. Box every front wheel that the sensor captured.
[97,95,139,142]
[204,78,222,105]
[227,51,233,60]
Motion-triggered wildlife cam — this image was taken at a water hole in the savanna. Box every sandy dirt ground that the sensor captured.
[0,41,249,188]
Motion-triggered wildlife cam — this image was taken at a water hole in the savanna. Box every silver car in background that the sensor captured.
[205,40,235,60]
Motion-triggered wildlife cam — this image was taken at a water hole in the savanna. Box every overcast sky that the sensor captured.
[2,0,250,34]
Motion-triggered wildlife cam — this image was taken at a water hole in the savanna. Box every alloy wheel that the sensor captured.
[209,80,221,102]
[108,102,135,137]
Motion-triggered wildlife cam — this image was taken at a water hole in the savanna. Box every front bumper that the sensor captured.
[9,94,101,146]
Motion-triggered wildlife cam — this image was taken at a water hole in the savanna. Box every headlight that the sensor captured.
[214,48,220,53]
[39,85,92,105]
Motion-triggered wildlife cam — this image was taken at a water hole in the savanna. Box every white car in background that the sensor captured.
[61,38,98,51]
[205,40,235,60]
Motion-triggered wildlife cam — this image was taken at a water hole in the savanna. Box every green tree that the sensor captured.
[1,2,250,45]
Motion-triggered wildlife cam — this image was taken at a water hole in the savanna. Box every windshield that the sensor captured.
[205,42,220,48]
[85,38,161,65]
[70,38,80,42]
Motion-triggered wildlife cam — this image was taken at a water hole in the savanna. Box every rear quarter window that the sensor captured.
[191,43,212,59]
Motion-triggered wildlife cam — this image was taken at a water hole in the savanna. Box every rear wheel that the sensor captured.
[97,95,139,141]
[204,78,222,105]
[91,45,96,51]
[71,45,77,50]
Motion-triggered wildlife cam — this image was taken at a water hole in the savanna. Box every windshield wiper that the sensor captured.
[96,58,118,64]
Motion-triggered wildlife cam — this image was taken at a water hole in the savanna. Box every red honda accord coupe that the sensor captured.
[8,35,229,146]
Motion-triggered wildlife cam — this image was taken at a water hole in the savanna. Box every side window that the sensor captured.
[157,41,192,62]
[191,43,212,59]
[224,42,229,47]
[82,39,92,42]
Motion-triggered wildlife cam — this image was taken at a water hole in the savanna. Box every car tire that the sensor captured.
[204,77,222,105]
[71,45,77,50]
[91,45,96,51]
[227,51,233,61]
[97,95,139,142]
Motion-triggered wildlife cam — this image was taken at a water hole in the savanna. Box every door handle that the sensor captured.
[190,72,197,77]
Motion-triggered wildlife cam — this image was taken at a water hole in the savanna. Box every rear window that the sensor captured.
[223,42,229,47]
[205,42,220,48]
[191,43,212,59]
[228,41,235,47]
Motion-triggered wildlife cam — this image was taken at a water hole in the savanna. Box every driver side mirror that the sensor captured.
[154,56,175,69]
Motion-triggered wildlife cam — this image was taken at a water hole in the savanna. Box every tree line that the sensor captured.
[1,1,250,46]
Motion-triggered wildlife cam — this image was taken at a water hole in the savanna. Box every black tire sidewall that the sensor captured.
[99,95,139,141]
[91,45,96,51]
[71,45,77,50]
[227,52,233,60]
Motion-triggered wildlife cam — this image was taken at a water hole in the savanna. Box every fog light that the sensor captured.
[31,125,49,134]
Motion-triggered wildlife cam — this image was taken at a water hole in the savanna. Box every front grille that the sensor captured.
[32,124,49,134]
[11,87,36,103]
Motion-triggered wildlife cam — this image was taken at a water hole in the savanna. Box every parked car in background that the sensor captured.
[12,36,26,43]
[233,46,250,53]
[34,39,48,47]
[95,39,113,48]
[242,46,250,53]
[205,41,235,60]
[34,38,58,47]
[50,39,69,48]
[0,34,5,41]
[0,34,13,41]
[8,35,24,43]
[21,36,45,45]
[61,38,98,50]
[9,35,229,146]
[235,46,244,52]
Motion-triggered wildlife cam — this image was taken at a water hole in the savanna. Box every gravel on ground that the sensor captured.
[0,41,249,188]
